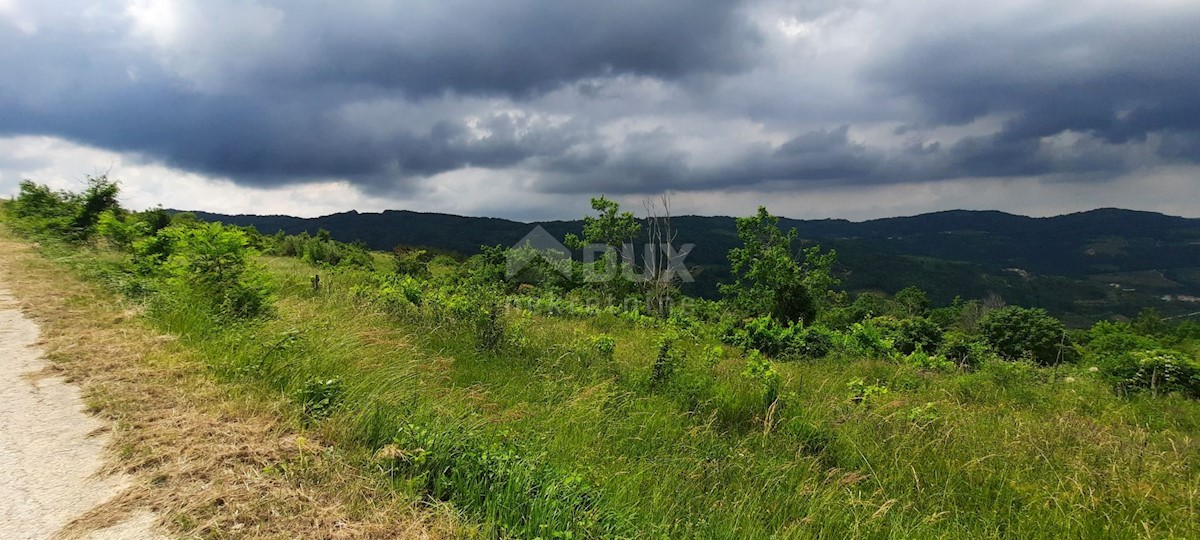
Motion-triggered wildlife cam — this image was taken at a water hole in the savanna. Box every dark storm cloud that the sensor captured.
[0,0,759,188]
[1,0,1200,199]
[869,3,1200,177]
[279,0,764,98]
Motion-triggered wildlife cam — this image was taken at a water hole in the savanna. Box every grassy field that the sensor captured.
[3,186,1199,539]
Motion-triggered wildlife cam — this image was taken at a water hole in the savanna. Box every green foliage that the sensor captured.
[846,378,889,404]
[791,324,836,359]
[502,243,577,290]
[562,197,641,304]
[1174,320,1200,341]
[1131,307,1170,337]
[940,331,993,368]
[590,334,617,361]
[1097,349,1200,398]
[563,196,641,251]
[841,319,897,359]
[72,176,121,239]
[980,306,1070,365]
[96,210,150,250]
[383,424,617,538]
[874,316,943,355]
[894,286,931,317]
[158,223,275,319]
[266,229,374,269]
[742,351,781,408]
[720,206,837,325]
[904,347,955,371]
[650,332,684,388]
[295,378,344,421]
[9,176,121,242]
[725,316,836,360]
[393,247,432,277]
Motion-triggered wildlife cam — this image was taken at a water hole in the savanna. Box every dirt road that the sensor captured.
[0,288,162,539]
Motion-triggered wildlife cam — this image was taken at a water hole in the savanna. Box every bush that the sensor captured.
[904,347,955,371]
[96,210,150,251]
[875,316,942,355]
[979,306,1070,365]
[840,319,896,359]
[159,223,274,319]
[9,176,121,242]
[791,324,835,359]
[940,331,992,368]
[743,351,781,408]
[726,316,791,357]
[1099,349,1200,398]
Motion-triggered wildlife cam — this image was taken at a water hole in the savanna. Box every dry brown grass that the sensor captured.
[0,229,460,539]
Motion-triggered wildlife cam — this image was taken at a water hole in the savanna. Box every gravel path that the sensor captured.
[0,288,163,539]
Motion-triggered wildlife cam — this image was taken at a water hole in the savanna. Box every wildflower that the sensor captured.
[1063,376,1076,383]
[1088,366,1099,373]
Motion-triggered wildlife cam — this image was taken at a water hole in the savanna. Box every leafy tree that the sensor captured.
[69,175,120,239]
[564,196,641,252]
[979,306,1069,364]
[894,286,931,317]
[720,206,837,325]
[564,197,642,301]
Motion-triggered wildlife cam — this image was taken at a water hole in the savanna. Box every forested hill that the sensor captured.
[188,207,1200,324]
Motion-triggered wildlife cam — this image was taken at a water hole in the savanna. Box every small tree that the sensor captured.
[641,194,684,317]
[564,196,642,252]
[894,286,931,317]
[720,206,836,325]
[565,196,642,302]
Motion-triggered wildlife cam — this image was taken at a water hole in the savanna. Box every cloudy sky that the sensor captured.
[1,0,1198,221]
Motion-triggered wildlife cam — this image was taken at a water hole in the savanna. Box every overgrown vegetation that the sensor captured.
[5,180,1199,539]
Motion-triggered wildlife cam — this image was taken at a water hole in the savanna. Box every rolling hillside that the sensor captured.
[188,207,1200,324]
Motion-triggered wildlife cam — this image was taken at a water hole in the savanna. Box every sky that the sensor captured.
[1,0,1198,221]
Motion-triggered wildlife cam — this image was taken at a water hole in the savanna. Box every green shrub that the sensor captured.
[742,351,781,408]
[980,306,1070,365]
[1100,349,1200,398]
[846,378,889,404]
[940,331,992,368]
[159,223,274,319]
[8,176,121,242]
[591,334,617,361]
[875,316,943,355]
[791,324,835,359]
[382,424,617,538]
[904,347,955,371]
[840,319,897,359]
[295,378,345,421]
[650,333,684,388]
[96,210,149,251]
[726,316,791,357]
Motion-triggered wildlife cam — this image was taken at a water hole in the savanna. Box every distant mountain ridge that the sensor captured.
[186,207,1200,324]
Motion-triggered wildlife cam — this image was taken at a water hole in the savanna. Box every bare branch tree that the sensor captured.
[643,193,680,317]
